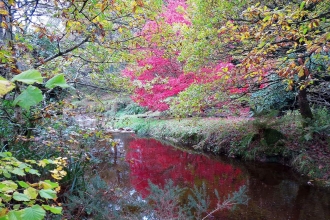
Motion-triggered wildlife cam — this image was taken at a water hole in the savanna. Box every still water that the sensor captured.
[99,133,330,220]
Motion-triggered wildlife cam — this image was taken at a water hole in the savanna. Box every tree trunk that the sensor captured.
[298,85,313,120]
[297,59,313,121]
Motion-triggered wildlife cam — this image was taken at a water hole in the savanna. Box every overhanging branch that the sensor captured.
[33,36,90,68]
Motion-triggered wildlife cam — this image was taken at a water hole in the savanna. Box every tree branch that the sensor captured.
[68,81,124,92]
[33,36,90,68]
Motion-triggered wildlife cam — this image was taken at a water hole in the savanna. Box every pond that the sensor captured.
[98,133,330,220]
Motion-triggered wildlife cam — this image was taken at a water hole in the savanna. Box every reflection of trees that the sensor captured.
[125,138,246,203]
[98,134,136,188]
[235,163,330,220]
[125,138,330,219]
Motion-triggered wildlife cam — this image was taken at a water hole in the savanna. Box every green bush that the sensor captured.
[0,152,66,220]
[64,175,110,219]
[301,107,330,141]
[119,102,148,115]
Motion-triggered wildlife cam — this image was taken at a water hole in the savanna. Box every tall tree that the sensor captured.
[181,0,330,119]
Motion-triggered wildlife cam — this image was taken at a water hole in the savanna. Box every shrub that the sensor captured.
[301,107,330,141]
[0,152,66,220]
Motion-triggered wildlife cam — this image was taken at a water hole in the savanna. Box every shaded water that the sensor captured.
[99,133,330,220]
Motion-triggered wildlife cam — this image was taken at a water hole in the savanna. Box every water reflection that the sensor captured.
[99,134,330,220]
[126,138,246,204]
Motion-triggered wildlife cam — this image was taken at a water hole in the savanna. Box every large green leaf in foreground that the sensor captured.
[11,69,43,85]
[8,210,23,220]
[39,189,56,199]
[13,86,43,110]
[21,205,46,220]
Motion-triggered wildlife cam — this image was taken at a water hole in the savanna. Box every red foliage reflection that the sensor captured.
[126,138,246,203]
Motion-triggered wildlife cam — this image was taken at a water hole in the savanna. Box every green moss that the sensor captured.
[264,128,285,146]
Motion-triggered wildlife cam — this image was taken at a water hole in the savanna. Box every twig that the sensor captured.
[202,201,238,220]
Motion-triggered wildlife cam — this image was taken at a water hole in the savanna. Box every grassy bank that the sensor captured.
[112,112,330,186]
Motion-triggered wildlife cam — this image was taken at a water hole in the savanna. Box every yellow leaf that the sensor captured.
[294,42,298,49]
[298,67,304,77]
[95,3,102,8]
[0,207,8,217]
[131,1,137,7]
[1,21,8,29]
[38,160,47,167]
[0,76,15,97]
[8,0,15,6]
[118,27,123,33]
[39,181,52,189]
[0,10,9,15]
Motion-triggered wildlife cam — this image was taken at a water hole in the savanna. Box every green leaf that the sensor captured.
[0,76,15,97]
[300,1,306,10]
[155,0,163,8]
[13,205,20,211]
[7,210,23,220]
[326,33,330,41]
[39,189,56,199]
[304,133,313,141]
[18,163,28,170]
[263,15,271,22]
[42,205,62,214]
[21,205,45,220]
[258,41,266,48]
[3,172,11,178]
[13,86,43,110]
[12,192,30,202]
[0,152,12,157]
[17,181,29,189]
[10,168,25,176]
[45,74,69,89]
[40,180,58,190]
[303,28,308,35]
[0,181,18,193]
[24,187,38,200]
[0,193,12,202]
[27,169,39,176]
[11,69,43,84]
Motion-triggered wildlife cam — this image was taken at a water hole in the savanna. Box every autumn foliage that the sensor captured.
[123,0,235,111]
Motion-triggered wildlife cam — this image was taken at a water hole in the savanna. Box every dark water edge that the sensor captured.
[99,133,330,220]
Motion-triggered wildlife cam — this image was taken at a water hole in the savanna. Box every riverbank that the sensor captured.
[112,112,330,186]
